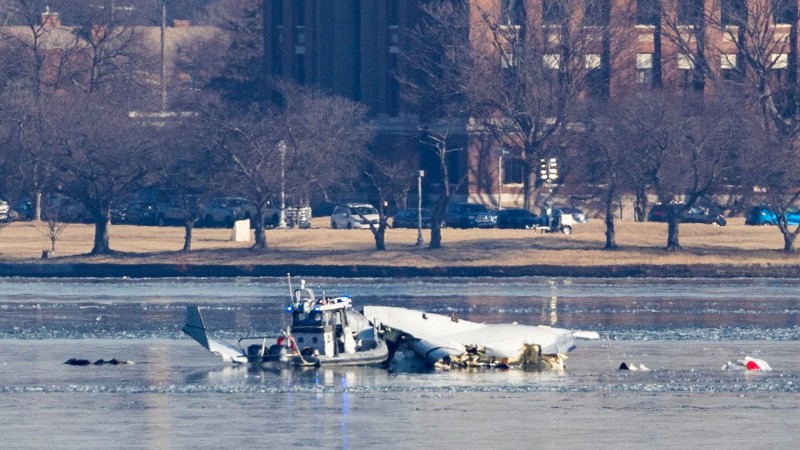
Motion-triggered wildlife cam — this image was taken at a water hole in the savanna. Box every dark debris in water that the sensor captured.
[64,358,135,366]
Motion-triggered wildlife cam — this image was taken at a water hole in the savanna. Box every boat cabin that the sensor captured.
[288,285,357,357]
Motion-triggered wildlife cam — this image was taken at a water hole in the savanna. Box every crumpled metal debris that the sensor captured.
[434,343,567,371]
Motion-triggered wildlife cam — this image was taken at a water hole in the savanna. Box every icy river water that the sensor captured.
[1,277,800,449]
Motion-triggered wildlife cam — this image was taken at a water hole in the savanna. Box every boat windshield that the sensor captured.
[293,310,323,327]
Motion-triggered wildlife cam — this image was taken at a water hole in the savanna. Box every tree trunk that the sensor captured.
[252,209,267,250]
[182,223,194,252]
[35,191,43,221]
[523,158,538,212]
[91,216,111,255]
[634,189,647,222]
[429,225,442,249]
[373,226,386,251]
[428,195,448,250]
[666,215,681,251]
[780,228,798,253]
[604,189,617,250]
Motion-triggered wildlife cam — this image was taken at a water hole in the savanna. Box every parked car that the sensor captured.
[648,203,726,226]
[202,197,256,228]
[331,203,380,229]
[124,200,159,226]
[285,206,313,229]
[496,208,542,229]
[10,198,35,221]
[155,197,191,227]
[0,199,9,222]
[445,202,498,229]
[392,208,436,229]
[745,206,800,226]
[42,195,93,223]
[552,206,587,223]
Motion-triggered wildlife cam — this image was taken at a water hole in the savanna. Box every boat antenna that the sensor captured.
[286,273,293,300]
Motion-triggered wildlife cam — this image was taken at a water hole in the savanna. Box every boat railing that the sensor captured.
[237,335,278,350]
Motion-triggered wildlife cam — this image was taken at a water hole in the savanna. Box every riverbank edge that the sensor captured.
[0,262,796,278]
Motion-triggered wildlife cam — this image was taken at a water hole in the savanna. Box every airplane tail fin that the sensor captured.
[182,306,247,363]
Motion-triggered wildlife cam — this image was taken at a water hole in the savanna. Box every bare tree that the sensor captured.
[0,0,65,219]
[659,0,800,251]
[577,104,640,249]
[36,198,71,256]
[740,131,800,252]
[211,81,373,251]
[621,90,745,250]
[362,149,418,251]
[47,94,162,255]
[159,114,228,252]
[57,6,150,97]
[401,1,473,249]
[202,0,267,102]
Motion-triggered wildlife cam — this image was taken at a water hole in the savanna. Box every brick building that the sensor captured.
[262,0,798,207]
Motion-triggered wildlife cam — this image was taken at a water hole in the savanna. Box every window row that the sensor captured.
[637,0,797,26]
[635,52,789,84]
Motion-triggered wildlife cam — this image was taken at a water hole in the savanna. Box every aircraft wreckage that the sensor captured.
[363,306,599,372]
[182,278,598,372]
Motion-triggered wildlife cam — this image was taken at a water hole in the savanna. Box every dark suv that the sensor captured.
[648,203,726,226]
[445,202,497,228]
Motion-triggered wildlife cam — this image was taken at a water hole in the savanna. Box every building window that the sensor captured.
[586,69,608,97]
[584,0,610,26]
[678,53,692,88]
[585,54,607,97]
[293,52,305,84]
[273,0,284,27]
[543,0,566,24]
[543,54,560,69]
[678,53,694,70]
[677,0,703,25]
[773,0,796,24]
[721,54,742,81]
[295,0,305,27]
[271,1,284,75]
[678,54,703,90]
[389,0,399,27]
[502,0,525,25]
[721,0,747,26]
[636,0,660,26]
[636,53,653,85]
[504,157,525,184]
[388,53,400,116]
[770,53,789,69]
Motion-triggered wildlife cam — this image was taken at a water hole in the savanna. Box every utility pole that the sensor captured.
[278,140,288,229]
[416,170,424,246]
[497,149,508,210]
[160,1,168,113]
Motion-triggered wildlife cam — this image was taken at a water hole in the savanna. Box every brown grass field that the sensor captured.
[1,217,798,268]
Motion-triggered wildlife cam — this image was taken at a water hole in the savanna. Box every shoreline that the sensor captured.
[0,261,796,279]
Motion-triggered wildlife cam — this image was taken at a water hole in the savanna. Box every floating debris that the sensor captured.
[64,358,135,366]
[722,356,772,371]
[619,362,650,371]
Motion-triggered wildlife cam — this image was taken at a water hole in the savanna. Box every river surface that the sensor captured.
[1,277,799,449]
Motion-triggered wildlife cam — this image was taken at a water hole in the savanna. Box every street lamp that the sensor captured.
[278,140,287,229]
[416,170,424,246]
[497,149,508,210]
